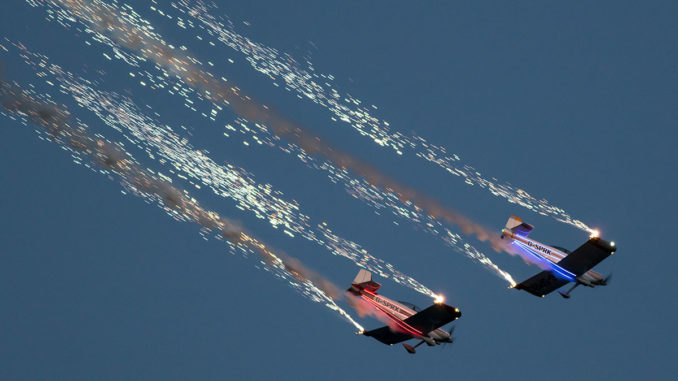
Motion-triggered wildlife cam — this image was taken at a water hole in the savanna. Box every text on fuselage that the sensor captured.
[526,241,552,256]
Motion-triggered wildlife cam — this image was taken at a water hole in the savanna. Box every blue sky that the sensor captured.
[1,1,676,379]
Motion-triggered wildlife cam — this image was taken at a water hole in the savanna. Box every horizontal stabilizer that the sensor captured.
[505,215,534,237]
[351,269,381,292]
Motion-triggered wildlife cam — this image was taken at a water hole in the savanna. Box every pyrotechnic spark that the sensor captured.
[28,0,517,285]
[41,0,496,238]
[3,39,440,299]
[0,77,364,332]
[171,0,593,234]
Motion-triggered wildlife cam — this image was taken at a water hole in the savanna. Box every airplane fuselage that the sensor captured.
[503,228,568,263]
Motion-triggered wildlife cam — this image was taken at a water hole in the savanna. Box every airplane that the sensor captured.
[348,269,461,354]
[501,215,615,298]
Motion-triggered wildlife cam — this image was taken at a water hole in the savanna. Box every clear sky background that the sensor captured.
[1,1,676,380]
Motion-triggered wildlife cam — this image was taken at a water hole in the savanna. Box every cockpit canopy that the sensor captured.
[551,245,571,254]
[397,301,421,312]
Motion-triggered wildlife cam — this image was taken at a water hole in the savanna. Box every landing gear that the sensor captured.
[558,282,580,299]
[402,340,425,354]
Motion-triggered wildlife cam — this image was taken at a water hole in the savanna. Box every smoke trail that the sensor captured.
[41,0,517,254]
[345,293,399,332]
[22,0,518,286]
[0,76,364,332]
[18,0,515,284]
[4,39,443,297]
[172,0,593,233]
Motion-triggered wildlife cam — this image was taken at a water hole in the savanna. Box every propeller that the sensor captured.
[443,325,456,347]
[448,325,456,336]
[602,273,613,286]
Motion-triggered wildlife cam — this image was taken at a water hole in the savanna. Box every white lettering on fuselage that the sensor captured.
[373,296,407,315]
[525,240,552,256]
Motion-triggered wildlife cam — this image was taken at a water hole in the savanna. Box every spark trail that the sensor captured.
[25,0,518,285]
[38,0,502,244]
[0,76,364,332]
[4,39,441,297]
[173,0,593,233]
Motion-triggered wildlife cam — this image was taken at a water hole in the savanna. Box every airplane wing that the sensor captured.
[515,238,616,297]
[514,271,570,297]
[362,326,412,345]
[557,238,615,276]
[363,304,461,344]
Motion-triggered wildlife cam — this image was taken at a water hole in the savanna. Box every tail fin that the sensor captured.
[504,215,534,237]
[351,269,381,292]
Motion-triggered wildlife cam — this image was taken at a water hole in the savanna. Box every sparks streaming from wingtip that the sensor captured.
[1,0,605,336]
[25,0,520,286]
[0,76,367,332]
[3,38,444,298]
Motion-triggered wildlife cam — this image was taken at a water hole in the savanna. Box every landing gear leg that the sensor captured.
[402,340,425,354]
[558,283,580,299]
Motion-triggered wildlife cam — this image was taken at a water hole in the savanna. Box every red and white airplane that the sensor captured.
[348,270,461,354]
